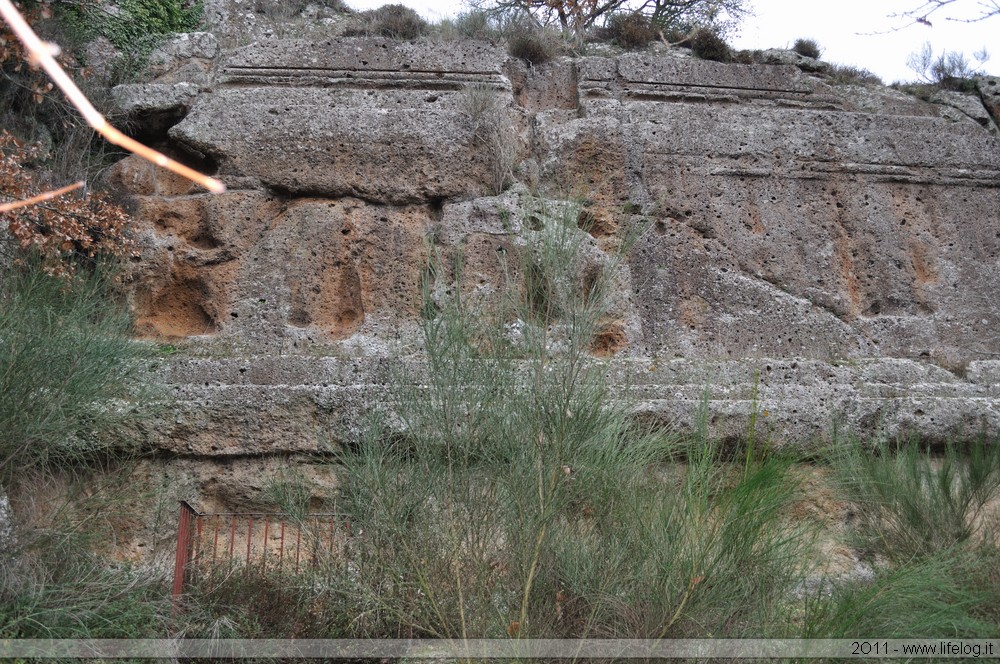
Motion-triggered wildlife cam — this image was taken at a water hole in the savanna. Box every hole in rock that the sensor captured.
[135,274,218,338]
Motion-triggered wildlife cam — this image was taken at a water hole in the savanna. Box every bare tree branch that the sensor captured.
[0,180,83,213]
[892,0,1000,27]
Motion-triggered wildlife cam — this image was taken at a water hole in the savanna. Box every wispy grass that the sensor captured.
[829,436,1000,563]
[0,253,166,640]
[795,435,1000,643]
[1,466,171,639]
[0,559,169,638]
[179,566,352,639]
[262,466,315,524]
[0,255,155,483]
[797,552,995,640]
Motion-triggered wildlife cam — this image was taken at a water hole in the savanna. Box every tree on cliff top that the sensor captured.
[477,0,749,35]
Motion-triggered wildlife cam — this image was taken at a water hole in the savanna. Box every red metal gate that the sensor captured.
[172,501,353,599]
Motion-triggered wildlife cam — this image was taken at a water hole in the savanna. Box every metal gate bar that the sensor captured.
[171,502,350,599]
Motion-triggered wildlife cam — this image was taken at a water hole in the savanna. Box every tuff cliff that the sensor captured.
[108,20,1000,468]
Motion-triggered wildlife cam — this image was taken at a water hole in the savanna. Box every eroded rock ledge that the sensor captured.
[154,356,1000,456]
[110,37,1000,454]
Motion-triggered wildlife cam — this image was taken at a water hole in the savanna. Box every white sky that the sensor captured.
[345,0,999,84]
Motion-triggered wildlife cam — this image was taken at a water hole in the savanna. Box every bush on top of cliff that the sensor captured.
[599,11,657,49]
[905,42,990,91]
[344,4,429,40]
[825,63,883,87]
[690,27,731,62]
[505,19,559,65]
[434,10,503,42]
[253,0,350,21]
[792,38,821,59]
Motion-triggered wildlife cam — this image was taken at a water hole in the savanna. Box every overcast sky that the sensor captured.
[345,0,999,84]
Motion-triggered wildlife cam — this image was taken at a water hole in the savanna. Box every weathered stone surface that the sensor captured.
[115,38,1000,455]
[200,0,353,48]
[81,36,121,86]
[144,356,1000,457]
[125,185,430,348]
[146,31,219,85]
[930,89,999,133]
[616,53,812,93]
[826,82,939,117]
[223,37,505,75]
[625,103,997,171]
[111,82,199,116]
[168,38,515,204]
[150,31,220,67]
[977,75,1000,126]
[756,48,831,74]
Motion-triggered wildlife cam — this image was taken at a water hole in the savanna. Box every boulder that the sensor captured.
[147,31,219,85]
[930,88,998,133]
[976,75,1000,126]
[111,82,199,116]
[168,38,515,203]
[757,48,832,73]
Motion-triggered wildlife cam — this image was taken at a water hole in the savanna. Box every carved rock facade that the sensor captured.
[111,38,1000,458]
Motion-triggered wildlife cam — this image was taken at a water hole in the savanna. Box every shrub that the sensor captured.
[826,63,882,86]
[1,466,174,639]
[602,12,656,49]
[253,0,349,21]
[802,436,1000,640]
[830,437,1000,563]
[0,255,153,483]
[906,42,989,89]
[183,569,351,638]
[690,27,731,62]
[797,553,996,639]
[481,0,750,40]
[454,9,499,41]
[0,4,75,103]
[1,555,171,638]
[507,27,556,65]
[435,10,503,43]
[458,84,519,195]
[55,0,204,82]
[344,4,428,40]
[792,38,821,59]
[331,199,811,640]
[0,4,123,171]
[662,22,696,46]
[105,0,203,50]
[0,131,135,273]
[733,49,766,65]
[0,254,161,636]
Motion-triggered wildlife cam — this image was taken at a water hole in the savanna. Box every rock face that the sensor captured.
[977,76,1000,128]
[170,39,513,203]
[110,37,1000,460]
